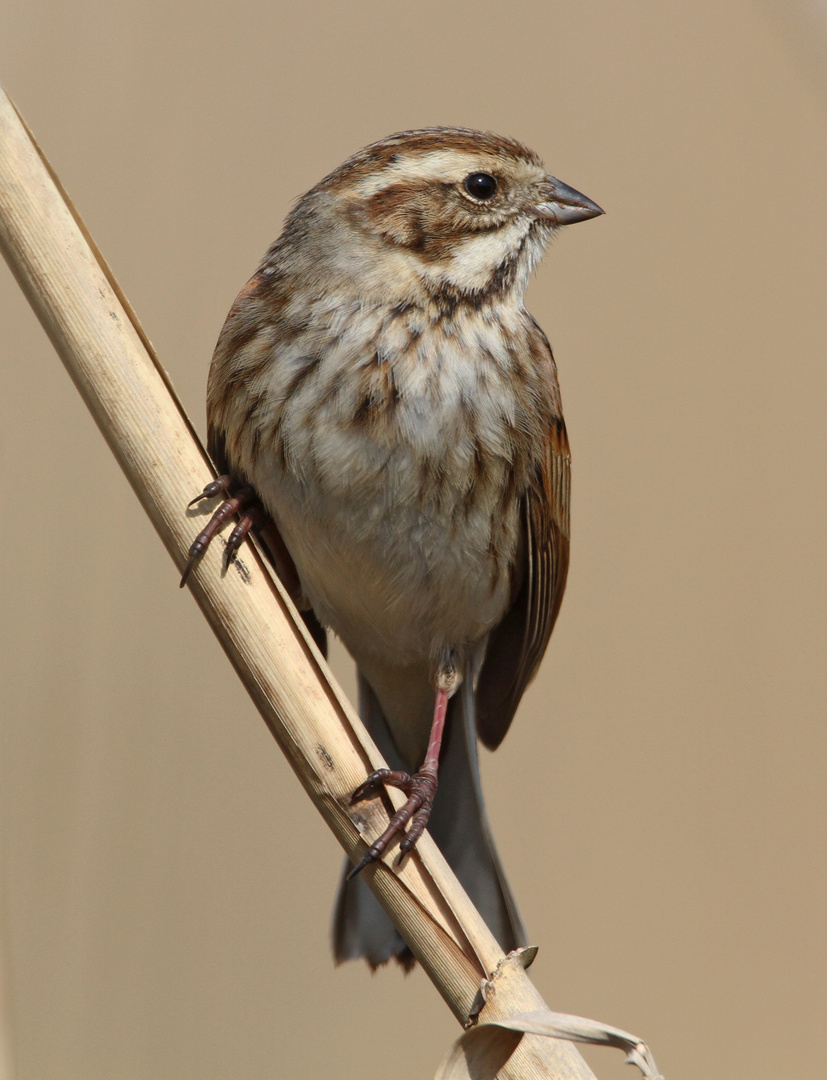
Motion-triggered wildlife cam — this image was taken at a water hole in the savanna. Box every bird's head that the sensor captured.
[278,127,603,309]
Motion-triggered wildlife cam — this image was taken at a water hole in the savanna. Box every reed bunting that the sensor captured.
[184,128,603,967]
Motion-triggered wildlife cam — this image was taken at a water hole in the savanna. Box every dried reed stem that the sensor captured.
[0,87,595,1080]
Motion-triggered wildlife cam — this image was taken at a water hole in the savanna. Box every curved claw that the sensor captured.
[347,849,379,880]
[222,508,261,571]
[346,767,438,879]
[399,803,433,854]
[187,475,231,508]
[349,768,408,805]
[180,482,255,587]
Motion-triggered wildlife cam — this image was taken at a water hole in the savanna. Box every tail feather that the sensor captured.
[332,673,526,968]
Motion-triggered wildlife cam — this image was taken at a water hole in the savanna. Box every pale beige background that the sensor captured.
[1,2,826,1078]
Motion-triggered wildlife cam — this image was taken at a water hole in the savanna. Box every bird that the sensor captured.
[183,127,603,968]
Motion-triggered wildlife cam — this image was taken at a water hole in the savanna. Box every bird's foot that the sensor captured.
[180,476,262,586]
[347,767,438,879]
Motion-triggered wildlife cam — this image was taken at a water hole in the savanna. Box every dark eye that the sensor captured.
[463,172,498,201]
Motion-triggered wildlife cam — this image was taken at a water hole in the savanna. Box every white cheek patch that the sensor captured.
[431,220,534,292]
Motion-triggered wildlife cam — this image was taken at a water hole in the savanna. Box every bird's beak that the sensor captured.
[534,176,604,225]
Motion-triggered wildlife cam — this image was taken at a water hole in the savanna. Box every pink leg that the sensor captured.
[421,686,449,773]
[347,687,450,879]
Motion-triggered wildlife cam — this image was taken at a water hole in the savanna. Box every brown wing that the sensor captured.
[475,375,571,752]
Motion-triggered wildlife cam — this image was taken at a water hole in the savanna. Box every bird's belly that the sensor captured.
[253,445,518,674]
[242,316,539,681]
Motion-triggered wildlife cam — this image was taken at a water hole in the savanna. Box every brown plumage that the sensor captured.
[187,127,602,967]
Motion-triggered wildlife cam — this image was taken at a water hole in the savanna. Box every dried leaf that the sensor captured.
[436,1008,663,1080]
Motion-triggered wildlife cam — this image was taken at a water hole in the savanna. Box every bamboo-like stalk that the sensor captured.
[0,88,597,1080]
